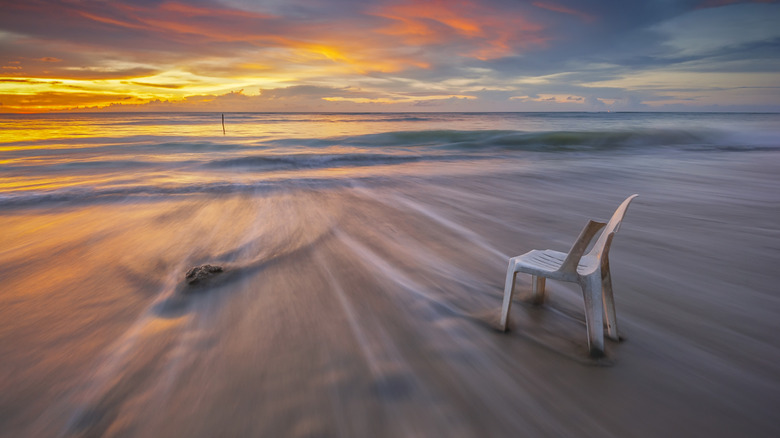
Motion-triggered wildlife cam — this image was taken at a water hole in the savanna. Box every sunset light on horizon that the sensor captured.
[1,0,779,113]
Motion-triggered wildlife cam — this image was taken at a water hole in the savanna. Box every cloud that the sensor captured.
[60,85,481,112]
[1,0,779,112]
[532,1,595,22]
[370,0,548,60]
[654,2,780,57]
[126,81,187,89]
[697,0,778,9]
[0,91,141,112]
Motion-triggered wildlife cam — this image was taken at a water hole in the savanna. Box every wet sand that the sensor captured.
[1,151,779,437]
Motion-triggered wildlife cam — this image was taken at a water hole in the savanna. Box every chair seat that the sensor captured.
[512,249,598,278]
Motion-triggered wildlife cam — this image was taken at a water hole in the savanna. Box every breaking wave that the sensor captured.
[202,153,480,170]
[0,179,331,207]
[264,128,777,152]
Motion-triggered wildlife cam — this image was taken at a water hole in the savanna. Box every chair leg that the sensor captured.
[499,261,517,331]
[531,276,546,305]
[582,275,605,357]
[601,268,619,341]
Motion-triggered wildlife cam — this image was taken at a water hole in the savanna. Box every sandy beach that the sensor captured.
[2,140,779,437]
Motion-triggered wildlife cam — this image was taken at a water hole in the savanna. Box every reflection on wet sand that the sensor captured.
[1,152,780,437]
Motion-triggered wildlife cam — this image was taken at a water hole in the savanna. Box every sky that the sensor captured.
[1,0,779,112]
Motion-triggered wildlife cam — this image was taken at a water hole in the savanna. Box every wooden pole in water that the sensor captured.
[222,113,226,135]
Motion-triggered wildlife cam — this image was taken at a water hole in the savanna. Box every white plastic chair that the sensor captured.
[499,194,638,356]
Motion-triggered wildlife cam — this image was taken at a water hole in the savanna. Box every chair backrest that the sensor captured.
[587,194,638,260]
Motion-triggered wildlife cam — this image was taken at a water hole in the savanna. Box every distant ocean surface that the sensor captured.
[2,112,780,437]
[2,112,779,207]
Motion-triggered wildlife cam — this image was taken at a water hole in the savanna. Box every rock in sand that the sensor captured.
[185,264,224,285]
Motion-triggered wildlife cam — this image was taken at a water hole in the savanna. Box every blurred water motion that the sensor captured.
[1,113,779,437]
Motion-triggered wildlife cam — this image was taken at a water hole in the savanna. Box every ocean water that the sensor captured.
[2,112,778,206]
[1,112,779,437]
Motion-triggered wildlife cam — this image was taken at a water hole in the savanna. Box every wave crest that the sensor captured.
[264,128,775,152]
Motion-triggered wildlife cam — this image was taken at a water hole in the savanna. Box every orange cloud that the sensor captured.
[280,40,431,74]
[0,91,142,112]
[2,0,549,112]
[61,1,424,76]
[157,2,274,19]
[76,10,148,32]
[371,0,547,59]
[75,1,281,45]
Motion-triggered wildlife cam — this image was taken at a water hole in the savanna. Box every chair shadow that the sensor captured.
[472,296,619,366]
